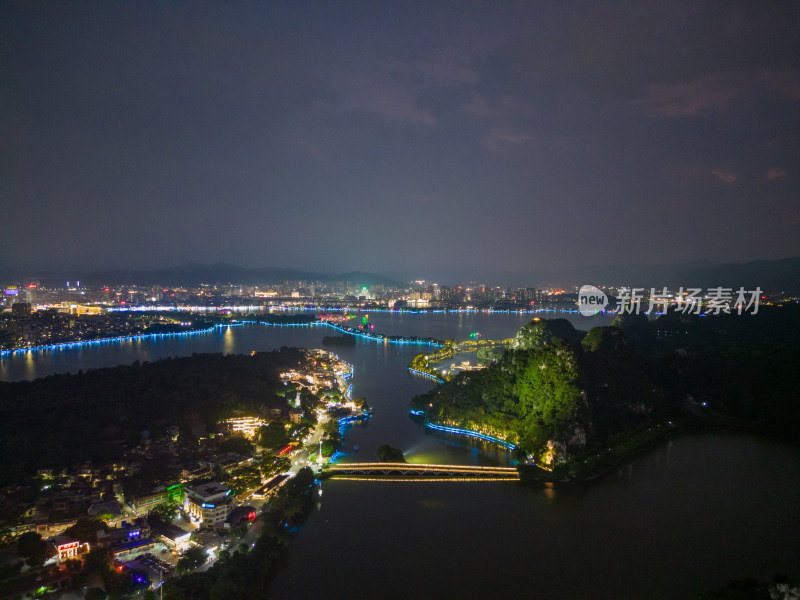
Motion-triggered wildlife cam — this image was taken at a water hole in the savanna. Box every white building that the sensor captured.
[224,416,264,439]
[183,482,234,528]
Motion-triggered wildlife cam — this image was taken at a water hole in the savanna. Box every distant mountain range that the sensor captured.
[1,257,798,292]
[535,256,800,292]
[0,263,404,288]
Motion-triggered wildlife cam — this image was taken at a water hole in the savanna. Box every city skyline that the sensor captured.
[2,254,799,292]
[2,3,798,280]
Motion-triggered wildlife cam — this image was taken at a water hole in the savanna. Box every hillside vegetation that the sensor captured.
[0,349,307,485]
[412,306,800,473]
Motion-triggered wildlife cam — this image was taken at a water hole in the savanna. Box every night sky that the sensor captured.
[2,3,798,283]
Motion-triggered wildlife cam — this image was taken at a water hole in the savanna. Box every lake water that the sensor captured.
[2,311,798,598]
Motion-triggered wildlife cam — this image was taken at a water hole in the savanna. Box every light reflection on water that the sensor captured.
[0,313,548,467]
[222,326,235,354]
[2,312,799,598]
[274,434,800,600]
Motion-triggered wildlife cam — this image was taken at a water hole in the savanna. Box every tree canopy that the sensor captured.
[413,307,800,468]
[17,531,54,567]
[259,423,289,449]
[218,435,255,457]
[0,349,307,485]
[511,318,582,349]
[177,546,207,574]
[376,445,406,463]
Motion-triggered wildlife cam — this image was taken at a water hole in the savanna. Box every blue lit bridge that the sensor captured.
[323,462,520,481]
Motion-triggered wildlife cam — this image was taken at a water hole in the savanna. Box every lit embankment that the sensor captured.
[409,409,517,451]
[241,319,442,347]
[321,322,442,346]
[407,339,458,381]
[337,413,372,425]
[0,318,439,359]
[0,324,218,357]
[324,462,519,480]
[422,421,516,450]
[408,368,445,384]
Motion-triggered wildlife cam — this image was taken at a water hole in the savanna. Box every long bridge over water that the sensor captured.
[323,462,520,482]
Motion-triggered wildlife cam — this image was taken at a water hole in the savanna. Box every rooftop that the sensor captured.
[187,481,232,502]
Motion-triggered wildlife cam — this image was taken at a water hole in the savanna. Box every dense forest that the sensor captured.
[0,349,308,485]
[412,306,800,471]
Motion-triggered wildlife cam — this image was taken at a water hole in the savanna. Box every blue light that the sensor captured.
[424,422,516,450]
[0,323,218,357]
[0,305,588,357]
[337,412,372,425]
[408,368,444,384]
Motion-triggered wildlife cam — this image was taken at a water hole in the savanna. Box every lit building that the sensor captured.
[96,518,149,549]
[111,539,157,561]
[159,524,192,552]
[289,407,303,424]
[224,416,265,439]
[50,536,90,562]
[183,481,235,528]
[55,303,103,316]
[130,484,184,514]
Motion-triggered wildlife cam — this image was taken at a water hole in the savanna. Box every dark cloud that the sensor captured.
[1,2,798,281]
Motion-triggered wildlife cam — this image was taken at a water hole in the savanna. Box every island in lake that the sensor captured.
[321,334,356,346]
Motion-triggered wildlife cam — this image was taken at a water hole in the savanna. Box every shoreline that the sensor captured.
[408,408,798,486]
[517,416,800,486]
[0,319,442,361]
[517,423,685,484]
[0,324,218,358]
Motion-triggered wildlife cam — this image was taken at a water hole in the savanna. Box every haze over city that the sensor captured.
[2,2,798,283]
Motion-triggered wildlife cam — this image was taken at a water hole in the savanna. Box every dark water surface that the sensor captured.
[272,434,800,599]
[2,312,797,598]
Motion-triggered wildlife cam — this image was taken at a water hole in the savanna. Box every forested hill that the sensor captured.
[0,349,307,485]
[412,306,800,470]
